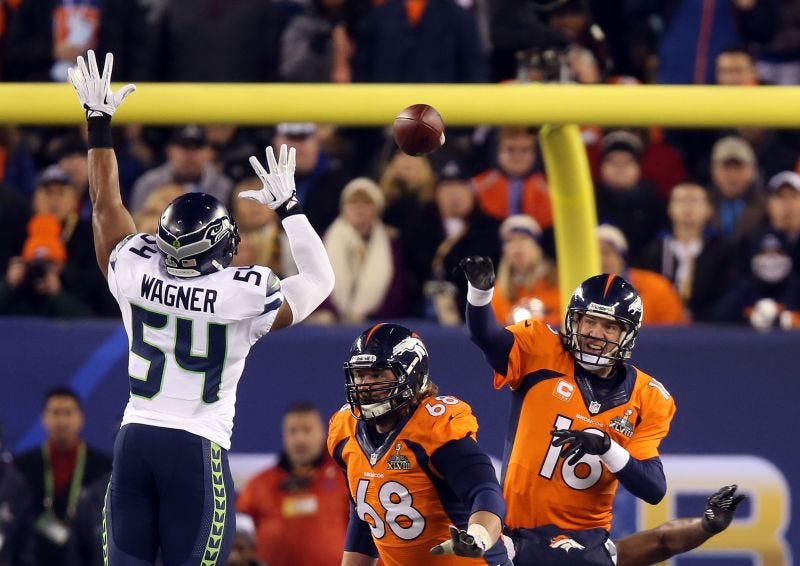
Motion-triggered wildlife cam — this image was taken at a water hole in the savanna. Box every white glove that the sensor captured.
[430,524,490,558]
[67,50,135,119]
[240,144,301,216]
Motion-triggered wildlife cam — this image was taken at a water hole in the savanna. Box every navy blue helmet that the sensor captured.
[155,193,240,278]
[344,323,430,421]
[563,273,643,367]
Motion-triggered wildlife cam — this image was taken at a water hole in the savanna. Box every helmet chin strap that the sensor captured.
[360,400,394,420]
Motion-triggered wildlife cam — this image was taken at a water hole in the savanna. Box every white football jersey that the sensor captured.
[108,233,283,449]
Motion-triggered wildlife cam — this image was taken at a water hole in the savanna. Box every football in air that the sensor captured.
[392,104,445,156]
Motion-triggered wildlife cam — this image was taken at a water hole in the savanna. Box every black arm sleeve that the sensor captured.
[615,456,667,505]
[430,437,506,520]
[344,499,379,557]
[466,303,514,376]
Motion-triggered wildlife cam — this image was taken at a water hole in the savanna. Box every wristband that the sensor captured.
[599,438,630,473]
[467,283,493,306]
[467,523,491,551]
[88,116,112,148]
[274,199,304,220]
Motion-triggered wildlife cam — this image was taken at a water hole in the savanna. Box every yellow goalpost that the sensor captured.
[2,81,797,303]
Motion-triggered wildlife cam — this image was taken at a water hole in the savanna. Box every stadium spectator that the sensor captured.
[272,123,350,235]
[716,45,760,86]
[130,125,234,213]
[460,256,676,564]
[637,183,736,322]
[13,387,111,566]
[534,0,610,83]
[0,213,94,318]
[594,130,667,263]
[54,138,91,219]
[488,0,568,81]
[226,514,265,566]
[491,214,561,326]
[0,433,35,566]
[0,125,38,197]
[149,0,281,82]
[206,125,260,185]
[322,177,406,323]
[411,159,501,323]
[27,164,117,316]
[279,0,370,83]
[763,171,800,268]
[708,136,766,244]
[378,148,437,241]
[0,182,31,276]
[329,323,509,565]
[237,403,348,566]
[586,126,687,201]
[599,223,688,325]
[473,127,553,228]
[66,471,109,566]
[131,183,187,235]
[714,48,800,181]
[715,231,800,329]
[352,0,488,83]
[756,0,800,84]
[629,0,777,85]
[2,0,150,82]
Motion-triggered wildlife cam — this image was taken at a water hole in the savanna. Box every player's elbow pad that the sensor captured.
[280,215,335,324]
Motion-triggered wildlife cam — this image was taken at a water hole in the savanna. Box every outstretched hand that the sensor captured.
[454,256,495,290]
[68,50,135,119]
[430,525,487,558]
[702,484,746,534]
[240,144,302,218]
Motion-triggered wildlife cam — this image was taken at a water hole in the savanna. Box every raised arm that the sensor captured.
[68,50,136,278]
[239,145,334,330]
[457,256,514,375]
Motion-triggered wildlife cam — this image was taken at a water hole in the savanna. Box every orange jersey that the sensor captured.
[328,397,502,566]
[495,320,676,532]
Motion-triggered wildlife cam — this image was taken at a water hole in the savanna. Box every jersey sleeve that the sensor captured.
[327,405,352,468]
[242,268,285,343]
[414,396,479,460]
[494,320,561,391]
[106,233,143,301]
[626,376,677,460]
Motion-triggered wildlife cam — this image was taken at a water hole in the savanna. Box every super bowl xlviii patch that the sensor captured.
[609,408,635,437]
[387,443,411,470]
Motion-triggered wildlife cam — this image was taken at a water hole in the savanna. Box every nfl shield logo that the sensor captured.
[588,401,601,414]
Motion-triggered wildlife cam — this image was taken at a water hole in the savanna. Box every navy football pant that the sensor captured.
[104,424,235,566]
[509,525,617,565]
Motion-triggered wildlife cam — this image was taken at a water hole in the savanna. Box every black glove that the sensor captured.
[702,484,746,534]
[551,428,611,466]
[454,256,495,290]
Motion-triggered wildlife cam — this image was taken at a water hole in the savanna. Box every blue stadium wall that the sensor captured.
[3,318,796,565]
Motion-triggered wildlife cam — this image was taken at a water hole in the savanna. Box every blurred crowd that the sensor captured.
[1,0,800,330]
